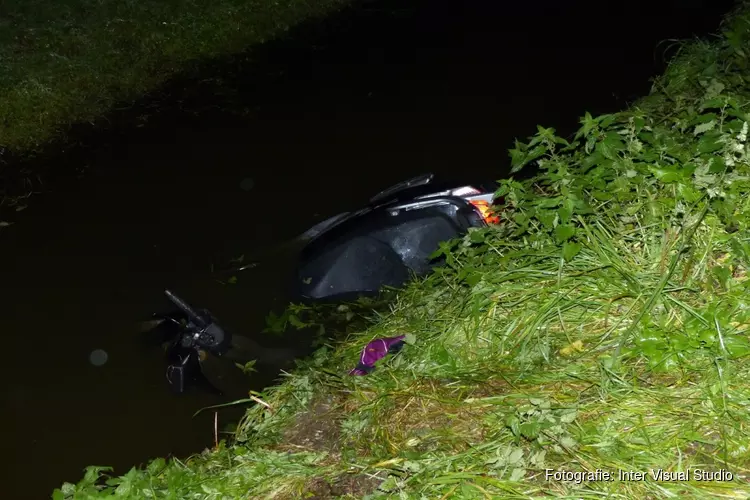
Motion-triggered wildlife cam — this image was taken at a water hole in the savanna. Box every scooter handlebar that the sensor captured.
[164,289,208,328]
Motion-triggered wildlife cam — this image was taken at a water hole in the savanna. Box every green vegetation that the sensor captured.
[56,2,750,499]
[0,0,349,153]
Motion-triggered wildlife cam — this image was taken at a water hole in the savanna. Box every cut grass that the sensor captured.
[55,1,750,499]
[0,0,350,153]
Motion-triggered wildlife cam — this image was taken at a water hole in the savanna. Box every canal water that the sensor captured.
[0,0,735,497]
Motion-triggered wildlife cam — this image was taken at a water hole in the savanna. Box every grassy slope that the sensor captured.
[57,2,750,499]
[0,0,349,153]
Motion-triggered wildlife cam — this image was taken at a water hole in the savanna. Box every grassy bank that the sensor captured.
[56,2,750,499]
[0,0,350,153]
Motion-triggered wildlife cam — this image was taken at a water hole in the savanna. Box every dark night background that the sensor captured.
[0,0,737,497]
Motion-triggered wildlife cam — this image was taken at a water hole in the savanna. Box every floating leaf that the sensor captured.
[234,360,257,375]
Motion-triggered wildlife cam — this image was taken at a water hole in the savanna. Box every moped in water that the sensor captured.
[288,172,500,302]
[149,173,501,394]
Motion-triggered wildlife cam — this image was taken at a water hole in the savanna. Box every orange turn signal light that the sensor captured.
[470,199,500,224]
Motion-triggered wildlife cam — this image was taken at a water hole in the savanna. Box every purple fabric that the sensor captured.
[349,335,406,375]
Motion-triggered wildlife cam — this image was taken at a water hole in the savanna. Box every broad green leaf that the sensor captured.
[378,477,398,492]
[698,329,716,346]
[597,132,626,159]
[693,112,718,124]
[509,140,526,167]
[562,241,582,261]
[634,116,646,132]
[670,333,692,351]
[701,97,727,110]
[508,448,525,464]
[554,224,576,243]
[598,114,616,128]
[511,145,547,173]
[460,484,481,498]
[635,335,665,358]
[582,152,604,170]
[469,229,487,243]
[694,119,717,136]
[697,133,724,153]
[559,436,577,448]
[510,468,526,481]
[708,156,726,173]
[725,336,750,357]
[648,165,683,183]
[537,210,556,229]
[576,111,597,139]
[591,190,613,200]
[505,415,520,437]
[558,204,573,224]
[529,450,547,468]
[712,265,731,289]
[513,212,529,228]
[538,196,564,208]
[678,183,701,202]
[559,410,578,423]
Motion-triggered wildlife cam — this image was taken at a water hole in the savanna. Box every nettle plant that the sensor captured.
[498,85,750,259]
[435,66,750,373]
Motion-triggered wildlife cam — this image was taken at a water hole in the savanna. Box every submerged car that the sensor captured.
[150,173,502,393]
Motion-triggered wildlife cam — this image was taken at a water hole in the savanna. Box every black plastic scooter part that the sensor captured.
[293,196,481,300]
[165,345,223,395]
[163,290,232,355]
[165,289,208,328]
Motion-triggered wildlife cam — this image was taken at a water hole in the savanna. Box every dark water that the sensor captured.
[0,0,735,497]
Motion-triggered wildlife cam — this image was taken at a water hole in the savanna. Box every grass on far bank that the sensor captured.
[56,1,750,499]
[0,0,350,153]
